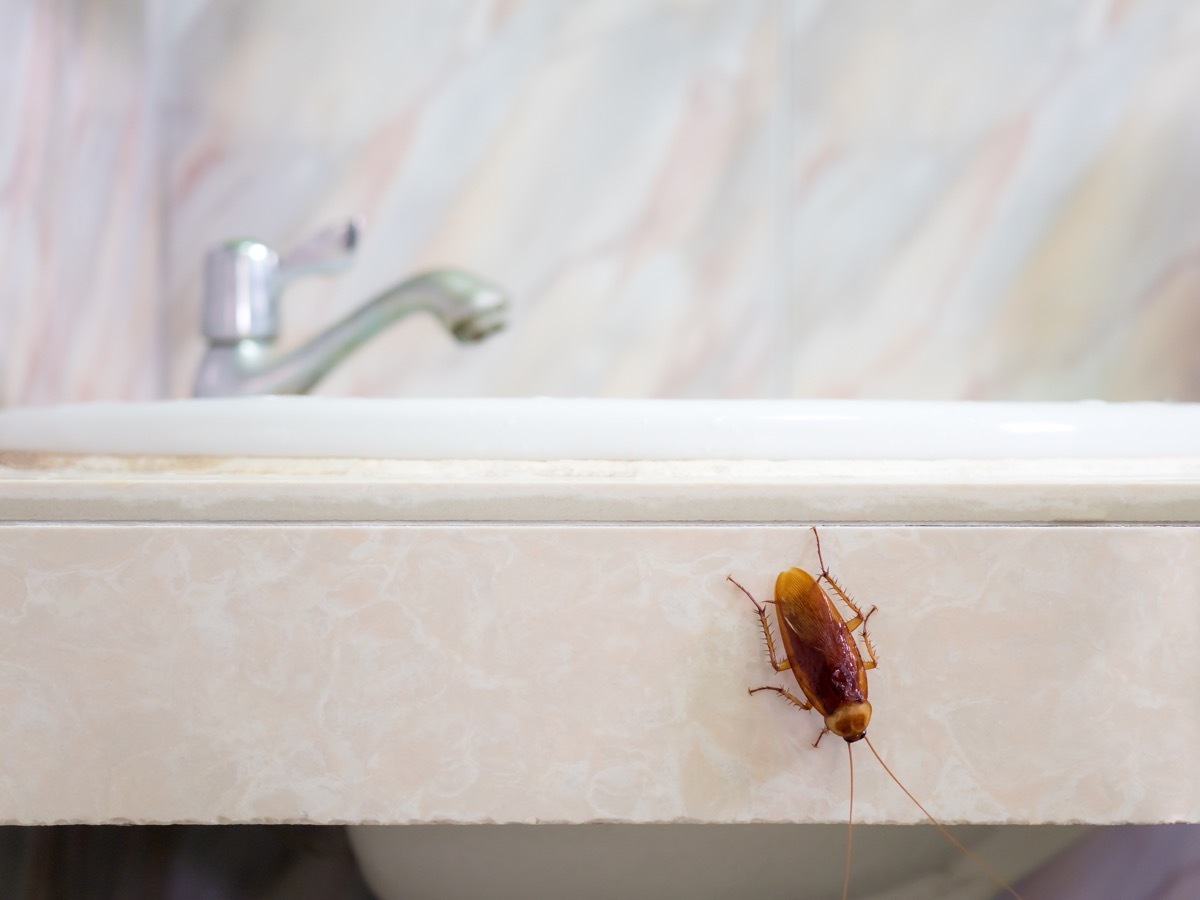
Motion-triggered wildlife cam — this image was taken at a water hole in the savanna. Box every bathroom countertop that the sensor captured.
[0,455,1197,826]
[2,453,1199,522]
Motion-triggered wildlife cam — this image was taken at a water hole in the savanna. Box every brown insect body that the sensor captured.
[729,531,879,748]
[728,528,1022,900]
[772,566,874,744]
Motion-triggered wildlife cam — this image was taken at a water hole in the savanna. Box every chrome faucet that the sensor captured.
[193,218,509,397]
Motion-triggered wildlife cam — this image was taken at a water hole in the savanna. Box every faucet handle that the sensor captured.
[202,217,363,343]
[279,216,362,282]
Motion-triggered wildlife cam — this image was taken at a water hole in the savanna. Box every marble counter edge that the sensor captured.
[1,455,1199,522]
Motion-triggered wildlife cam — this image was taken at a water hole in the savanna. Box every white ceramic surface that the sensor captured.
[348,823,1090,900]
[2,398,1199,459]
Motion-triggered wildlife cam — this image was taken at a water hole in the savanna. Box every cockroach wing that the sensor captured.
[773,567,869,718]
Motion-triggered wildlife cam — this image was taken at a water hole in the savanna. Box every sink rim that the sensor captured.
[0,397,1197,460]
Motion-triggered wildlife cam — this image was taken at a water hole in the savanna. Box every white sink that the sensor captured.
[2,397,1198,459]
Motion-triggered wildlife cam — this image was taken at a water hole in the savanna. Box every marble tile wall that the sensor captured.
[785,1,1200,400]
[162,0,784,398]
[4,0,1199,403]
[0,0,164,405]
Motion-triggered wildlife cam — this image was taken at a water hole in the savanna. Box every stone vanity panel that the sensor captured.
[3,456,1200,522]
[1,524,1195,825]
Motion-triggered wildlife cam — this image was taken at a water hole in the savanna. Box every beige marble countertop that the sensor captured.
[3,453,1200,523]
[1,456,1197,827]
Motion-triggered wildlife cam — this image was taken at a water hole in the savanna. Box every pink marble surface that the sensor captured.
[0,0,164,405]
[161,0,783,398]
[785,1,1200,401]
[3,523,1196,826]
[6,1,1200,403]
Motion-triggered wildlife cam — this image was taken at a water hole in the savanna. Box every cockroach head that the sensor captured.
[825,700,872,743]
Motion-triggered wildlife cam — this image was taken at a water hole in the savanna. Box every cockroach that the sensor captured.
[728,526,1022,900]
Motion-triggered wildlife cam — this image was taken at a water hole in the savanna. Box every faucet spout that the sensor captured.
[194,268,509,397]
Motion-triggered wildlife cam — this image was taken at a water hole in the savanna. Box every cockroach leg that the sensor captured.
[748,684,812,712]
[810,525,829,572]
[727,574,766,614]
[839,601,876,636]
[821,570,872,625]
[857,612,880,671]
[728,575,792,673]
[810,530,881,670]
[822,575,881,671]
[812,727,829,749]
[811,528,874,622]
